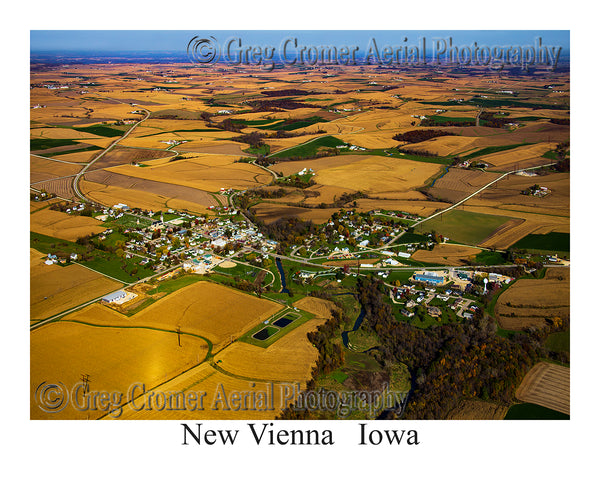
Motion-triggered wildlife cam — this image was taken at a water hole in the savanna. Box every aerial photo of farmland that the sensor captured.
[30,31,570,420]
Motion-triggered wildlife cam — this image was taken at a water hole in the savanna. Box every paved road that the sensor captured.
[72,104,151,202]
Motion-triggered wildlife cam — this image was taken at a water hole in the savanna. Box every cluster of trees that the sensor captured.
[274,176,316,189]
[277,306,348,420]
[254,188,288,199]
[393,129,457,143]
[260,89,312,97]
[478,111,511,128]
[554,141,570,172]
[356,276,543,419]
[230,131,266,148]
[261,217,318,249]
[273,147,340,163]
[248,98,321,111]
[50,201,95,217]
[396,147,439,157]
[550,118,570,125]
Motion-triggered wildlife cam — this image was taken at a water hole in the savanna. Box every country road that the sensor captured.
[72,103,151,202]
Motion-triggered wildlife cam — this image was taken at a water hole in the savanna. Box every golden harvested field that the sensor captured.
[30,248,122,320]
[403,135,478,157]
[116,363,288,420]
[495,268,570,330]
[30,127,107,141]
[107,155,271,192]
[83,170,220,211]
[314,156,443,195]
[213,317,327,385]
[354,198,450,217]
[427,168,502,204]
[31,176,77,200]
[445,399,508,420]
[411,244,482,266]
[30,156,82,183]
[293,296,337,318]
[91,145,175,170]
[81,179,178,212]
[65,281,282,352]
[515,362,570,415]
[275,154,364,176]
[251,203,339,225]
[30,208,105,241]
[31,321,209,419]
[462,202,570,250]
[476,142,557,170]
[467,172,570,217]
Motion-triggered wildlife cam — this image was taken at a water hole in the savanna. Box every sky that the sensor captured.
[31,30,570,54]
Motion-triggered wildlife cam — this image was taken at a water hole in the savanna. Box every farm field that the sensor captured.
[445,399,508,420]
[495,268,570,330]
[30,208,105,241]
[411,243,482,266]
[83,170,222,212]
[416,209,512,245]
[515,361,570,415]
[116,363,289,420]
[30,248,122,321]
[313,155,443,195]
[31,321,209,419]
[251,202,339,225]
[30,53,571,422]
[64,281,282,352]
[426,168,502,204]
[106,155,271,191]
[212,317,327,385]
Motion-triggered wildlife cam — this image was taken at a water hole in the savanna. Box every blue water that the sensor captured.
[342,306,367,348]
[275,257,290,294]
[429,165,450,187]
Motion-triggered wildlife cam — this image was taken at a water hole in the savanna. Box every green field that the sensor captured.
[44,145,103,157]
[510,232,570,253]
[504,403,569,420]
[474,250,508,265]
[270,135,344,159]
[417,210,512,245]
[30,138,79,150]
[545,330,570,353]
[30,231,154,283]
[146,274,204,296]
[72,124,126,137]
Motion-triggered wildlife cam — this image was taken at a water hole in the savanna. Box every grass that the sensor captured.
[243,144,270,156]
[30,231,154,283]
[239,309,313,348]
[416,209,512,246]
[72,124,126,137]
[504,403,569,420]
[362,149,452,165]
[146,274,204,295]
[545,330,570,353]
[474,250,509,265]
[30,138,79,150]
[509,232,570,253]
[104,214,153,229]
[344,351,381,371]
[270,135,344,159]
[330,370,349,384]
